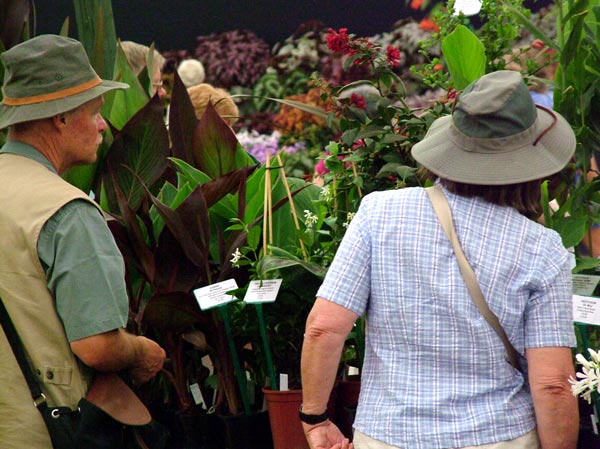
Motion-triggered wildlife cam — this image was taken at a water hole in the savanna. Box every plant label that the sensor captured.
[573,274,600,296]
[194,279,239,310]
[243,279,282,304]
[453,0,482,16]
[279,373,289,391]
[189,382,207,409]
[573,294,600,326]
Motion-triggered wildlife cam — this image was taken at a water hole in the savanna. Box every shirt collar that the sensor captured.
[0,140,57,174]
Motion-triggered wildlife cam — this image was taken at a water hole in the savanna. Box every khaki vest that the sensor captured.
[0,154,97,448]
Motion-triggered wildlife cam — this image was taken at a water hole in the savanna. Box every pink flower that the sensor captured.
[315,158,328,175]
[350,93,366,110]
[326,28,351,54]
[386,45,401,67]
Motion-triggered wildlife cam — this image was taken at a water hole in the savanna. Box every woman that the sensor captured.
[300,71,578,449]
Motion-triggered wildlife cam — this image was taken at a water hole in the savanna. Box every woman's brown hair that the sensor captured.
[419,168,563,220]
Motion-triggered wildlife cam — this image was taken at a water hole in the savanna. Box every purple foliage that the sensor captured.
[194,29,271,89]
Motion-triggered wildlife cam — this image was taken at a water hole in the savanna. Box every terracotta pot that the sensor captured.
[262,388,309,449]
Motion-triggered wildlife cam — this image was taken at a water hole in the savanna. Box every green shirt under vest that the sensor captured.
[1,141,128,341]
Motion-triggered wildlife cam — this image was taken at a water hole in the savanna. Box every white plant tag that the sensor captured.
[243,279,282,304]
[189,382,207,409]
[193,279,238,310]
[573,294,600,326]
[452,0,482,16]
[279,373,289,391]
[573,274,600,296]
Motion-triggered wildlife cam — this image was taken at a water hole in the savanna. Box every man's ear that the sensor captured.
[52,113,67,128]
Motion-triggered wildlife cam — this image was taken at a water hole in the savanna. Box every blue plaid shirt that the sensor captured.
[317,185,575,449]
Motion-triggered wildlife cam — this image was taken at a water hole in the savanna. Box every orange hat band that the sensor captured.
[2,77,103,106]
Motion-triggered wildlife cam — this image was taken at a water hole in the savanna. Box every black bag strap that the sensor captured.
[426,185,521,371]
[0,296,49,408]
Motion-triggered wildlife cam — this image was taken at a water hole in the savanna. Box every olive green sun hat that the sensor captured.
[411,70,576,185]
[0,34,129,129]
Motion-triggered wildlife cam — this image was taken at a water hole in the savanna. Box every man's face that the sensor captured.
[61,96,107,169]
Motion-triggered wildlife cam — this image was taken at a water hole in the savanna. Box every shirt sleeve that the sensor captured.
[316,194,372,316]
[524,233,576,349]
[38,199,128,342]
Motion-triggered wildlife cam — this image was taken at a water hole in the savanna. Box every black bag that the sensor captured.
[40,397,168,449]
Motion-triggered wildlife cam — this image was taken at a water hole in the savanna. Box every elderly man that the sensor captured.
[0,35,166,448]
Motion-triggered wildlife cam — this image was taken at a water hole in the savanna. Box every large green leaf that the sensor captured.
[257,247,328,279]
[104,41,149,130]
[102,95,169,212]
[561,7,589,68]
[553,215,590,249]
[73,0,116,80]
[442,25,486,90]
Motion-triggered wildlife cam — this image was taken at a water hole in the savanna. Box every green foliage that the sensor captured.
[441,25,486,89]
[414,0,531,89]
[252,70,310,113]
[73,0,117,80]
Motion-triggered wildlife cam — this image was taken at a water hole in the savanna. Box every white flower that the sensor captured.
[570,348,600,403]
[304,210,318,227]
[320,186,333,203]
[231,248,242,266]
[342,212,356,228]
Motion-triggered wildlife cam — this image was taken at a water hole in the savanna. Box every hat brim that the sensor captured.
[411,107,576,185]
[0,79,129,129]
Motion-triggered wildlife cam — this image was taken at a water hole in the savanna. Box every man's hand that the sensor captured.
[303,420,353,449]
[129,336,166,385]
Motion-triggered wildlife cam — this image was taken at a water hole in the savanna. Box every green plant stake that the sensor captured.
[219,304,251,415]
[254,303,278,390]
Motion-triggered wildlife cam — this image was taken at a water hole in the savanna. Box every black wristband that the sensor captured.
[299,405,328,425]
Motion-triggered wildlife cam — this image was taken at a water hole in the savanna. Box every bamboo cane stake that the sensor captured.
[266,155,273,248]
[351,162,363,198]
[275,153,308,260]
[263,153,270,257]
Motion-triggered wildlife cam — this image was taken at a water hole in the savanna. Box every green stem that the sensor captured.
[219,305,251,415]
[255,303,278,390]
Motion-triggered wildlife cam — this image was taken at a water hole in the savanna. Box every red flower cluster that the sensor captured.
[410,0,424,9]
[386,45,401,67]
[326,28,351,54]
[349,93,366,110]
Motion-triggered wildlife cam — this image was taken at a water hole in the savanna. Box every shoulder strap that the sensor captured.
[425,185,521,371]
[0,296,48,408]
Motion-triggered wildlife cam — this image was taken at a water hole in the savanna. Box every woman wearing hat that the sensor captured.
[300,71,578,449]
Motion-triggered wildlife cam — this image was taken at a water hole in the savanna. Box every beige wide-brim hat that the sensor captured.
[411,70,576,185]
[0,34,128,130]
